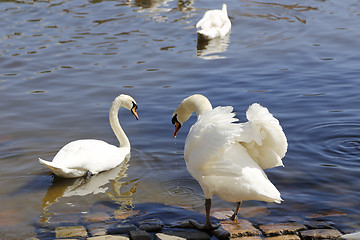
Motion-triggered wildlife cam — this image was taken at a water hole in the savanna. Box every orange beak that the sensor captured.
[131,106,139,120]
[174,121,181,137]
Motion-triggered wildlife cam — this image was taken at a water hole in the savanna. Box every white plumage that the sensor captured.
[172,94,287,229]
[39,94,139,178]
[196,4,231,40]
[342,232,360,240]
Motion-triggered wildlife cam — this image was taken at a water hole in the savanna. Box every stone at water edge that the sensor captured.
[129,229,151,240]
[83,212,112,223]
[219,219,262,238]
[264,235,301,240]
[300,229,342,239]
[139,219,164,232]
[259,222,307,236]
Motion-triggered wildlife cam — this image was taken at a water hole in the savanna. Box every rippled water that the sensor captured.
[0,0,359,238]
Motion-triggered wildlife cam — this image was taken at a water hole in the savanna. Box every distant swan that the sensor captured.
[172,94,287,229]
[39,94,139,178]
[196,4,231,40]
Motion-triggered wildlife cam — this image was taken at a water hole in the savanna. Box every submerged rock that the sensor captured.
[55,225,87,238]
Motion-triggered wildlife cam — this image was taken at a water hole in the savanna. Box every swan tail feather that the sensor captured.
[39,158,85,178]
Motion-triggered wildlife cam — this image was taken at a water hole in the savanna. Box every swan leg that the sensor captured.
[230,202,242,221]
[201,198,212,230]
[189,198,219,231]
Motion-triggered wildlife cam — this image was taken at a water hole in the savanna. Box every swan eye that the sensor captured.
[172,114,178,125]
[132,101,138,110]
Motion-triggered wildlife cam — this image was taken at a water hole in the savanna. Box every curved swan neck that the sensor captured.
[176,94,213,123]
[190,94,213,118]
[109,99,130,149]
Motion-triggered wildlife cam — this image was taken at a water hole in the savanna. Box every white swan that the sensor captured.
[39,94,139,178]
[196,4,231,40]
[172,94,287,229]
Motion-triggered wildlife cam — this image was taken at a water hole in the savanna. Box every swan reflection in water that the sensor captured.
[40,157,139,223]
[196,34,230,60]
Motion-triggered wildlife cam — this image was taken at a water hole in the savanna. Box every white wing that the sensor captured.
[185,106,242,175]
[237,103,288,170]
[184,105,285,202]
[185,104,287,174]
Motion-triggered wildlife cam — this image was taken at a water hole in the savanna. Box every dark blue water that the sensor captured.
[0,0,359,238]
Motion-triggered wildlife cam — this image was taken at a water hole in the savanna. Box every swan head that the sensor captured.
[172,94,212,137]
[114,94,139,120]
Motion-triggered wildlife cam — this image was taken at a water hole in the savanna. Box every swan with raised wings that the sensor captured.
[196,4,231,40]
[39,94,139,178]
[172,94,287,230]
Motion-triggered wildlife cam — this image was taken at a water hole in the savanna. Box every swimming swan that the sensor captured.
[196,4,231,40]
[39,94,139,178]
[172,94,287,230]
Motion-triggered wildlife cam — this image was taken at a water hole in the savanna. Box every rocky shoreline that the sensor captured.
[33,203,355,240]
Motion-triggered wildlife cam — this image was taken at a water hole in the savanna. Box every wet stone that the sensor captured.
[231,237,262,240]
[87,235,130,240]
[220,219,261,238]
[87,223,108,236]
[139,219,163,232]
[161,231,210,240]
[107,223,138,234]
[155,233,186,240]
[240,206,271,218]
[83,212,112,223]
[307,210,347,219]
[212,209,234,220]
[265,235,301,240]
[48,213,79,225]
[55,225,87,238]
[259,222,306,236]
[129,229,151,240]
[87,222,115,236]
[213,225,231,240]
[170,220,195,229]
[303,221,335,229]
[300,229,342,240]
[114,209,141,220]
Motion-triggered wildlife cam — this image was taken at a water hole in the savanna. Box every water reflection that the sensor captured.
[242,0,317,24]
[40,157,139,223]
[196,34,230,60]
[132,0,172,11]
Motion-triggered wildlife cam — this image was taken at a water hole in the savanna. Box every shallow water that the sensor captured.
[0,0,359,238]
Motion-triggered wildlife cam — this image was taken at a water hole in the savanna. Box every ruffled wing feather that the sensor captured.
[185,104,287,173]
[185,106,242,174]
[237,103,288,169]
